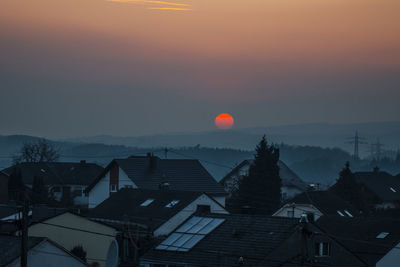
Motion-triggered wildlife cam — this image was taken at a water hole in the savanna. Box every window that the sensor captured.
[376,232,389,239]
[156,216,225,252]
[287,210,294,218]
[165,200,180,208]
[315,242,330,257]
[141,199,155,207]
[337,210,345,216]
[110,184,117,192]
[344,210,353,217]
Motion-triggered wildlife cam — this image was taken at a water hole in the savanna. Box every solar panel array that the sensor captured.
[156,216,225,252]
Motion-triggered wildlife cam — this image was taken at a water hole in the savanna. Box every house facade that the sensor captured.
[89,188,228,237]
[2,161,103,207]
[354,168,400,210]
[273,191,358,221]
[25,212,118,267]
[0,235,87,267]
[87,155,227,208]
[220,159,307,201]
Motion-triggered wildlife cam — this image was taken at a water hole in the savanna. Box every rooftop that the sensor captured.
[354,170,400,202]
[88,188,205,230]
[2,161,104,186]
[286,190,358,217]
[317,216,400,266]
[142,213,299,266]
[87,156,226,195]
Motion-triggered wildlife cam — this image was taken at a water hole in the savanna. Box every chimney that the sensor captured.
[80,160,86,164]
[148,153,158,171]
[159,182,170,190]
[373,166,380,174]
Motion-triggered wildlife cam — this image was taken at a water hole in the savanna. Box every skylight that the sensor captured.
[156,216,225,252]
[140,199,154,207]
[165,200,180,208]
[337,210,345,216]
[390,187,396,193]
[376,232,389,239]
[344,210,353,217]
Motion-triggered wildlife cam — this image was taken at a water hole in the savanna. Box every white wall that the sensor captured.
[273,204,323,221]
[8,240,86,267]
[154,194,229,236]
[117,167,136,190]
[89,171,110,208]
[213,196,226,207]
[88,167,136,208]
[377,242,400,267]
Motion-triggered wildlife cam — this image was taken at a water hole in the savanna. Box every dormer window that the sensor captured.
[166,200,180,208]
[376,232,389,239]
[315,242,330,257]
[140,199,155,207]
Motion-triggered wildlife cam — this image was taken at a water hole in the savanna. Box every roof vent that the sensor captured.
[159,182,170,190]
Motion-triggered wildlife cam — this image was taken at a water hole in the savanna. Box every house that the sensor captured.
[0,171,8,203]
[0,235,87,267]
[315,216,400,267]
[354,167,400,209]
[24,211,118,267]
[2,161,104,207]
[86,155,227,208]
[264,215,379,267]
[88,188,228,237]
[0,204,31,234]
[140,213,300,266]
[220,159,307,201]
[141,212,381,267]
[273,191,358,221]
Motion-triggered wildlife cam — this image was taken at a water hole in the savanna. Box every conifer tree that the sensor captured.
[230,135,281,214]
[330,162,366,213]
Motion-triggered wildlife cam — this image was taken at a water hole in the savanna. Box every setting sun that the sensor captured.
[215,113,234,130]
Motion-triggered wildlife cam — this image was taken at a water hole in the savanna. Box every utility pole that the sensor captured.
[370,138,384,161]
[345,130,367,160]
[21,190,29,267]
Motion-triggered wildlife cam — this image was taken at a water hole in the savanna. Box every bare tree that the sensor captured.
[13,139,60,164]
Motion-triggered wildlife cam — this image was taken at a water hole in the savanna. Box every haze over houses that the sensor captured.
[1,144,400,267]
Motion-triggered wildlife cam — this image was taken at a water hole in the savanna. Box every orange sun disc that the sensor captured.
[215,113,234,130]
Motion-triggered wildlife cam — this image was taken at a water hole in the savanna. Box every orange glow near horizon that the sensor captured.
[215,113,234,130]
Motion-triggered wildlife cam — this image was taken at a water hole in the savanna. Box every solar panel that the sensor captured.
[186,217,213,234]
[156,216,225,252]
[176,216,202,232]
[199,218,225,234]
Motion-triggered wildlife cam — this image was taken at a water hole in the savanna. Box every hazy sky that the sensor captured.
[1,0,399,137]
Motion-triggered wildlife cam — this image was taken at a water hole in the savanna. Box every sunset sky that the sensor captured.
[0,0,399,137]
